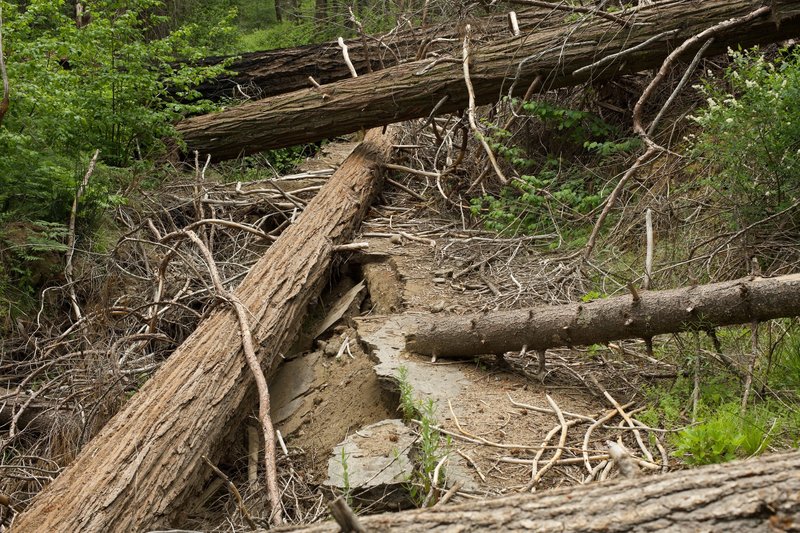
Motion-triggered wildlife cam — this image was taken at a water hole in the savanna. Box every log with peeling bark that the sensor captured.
[177,0,800,160]
[187,7,558,101]
[282,450,800,532]
[11,128,394,533]
[405,274,800,358]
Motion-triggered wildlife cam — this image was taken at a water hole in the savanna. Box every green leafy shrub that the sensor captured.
[0,0,231,216]
[470,101,635,238]
[0,0,233,315]
[469,160,605,237]
[691,46,800,227]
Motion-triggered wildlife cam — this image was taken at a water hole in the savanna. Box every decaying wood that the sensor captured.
[406,274,800,358]
[177,0,800,160]
[12,128,394,532]
[186,7,559,101]
[284,450,800,532]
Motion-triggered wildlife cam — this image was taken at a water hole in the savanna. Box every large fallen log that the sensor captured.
[188,7,558,101]
[177,0,800,160]
[284,449,800,532]
[405,274,800,358]
[11,128,394,532]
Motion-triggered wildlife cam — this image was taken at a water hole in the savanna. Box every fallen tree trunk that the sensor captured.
[11,128,394,532]
[0,387,68,433]
[187,7,558,101]
[406,274,800,358]
[284,450,800,532]
[177,0,800,160]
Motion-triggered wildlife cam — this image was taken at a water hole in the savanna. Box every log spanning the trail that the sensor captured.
[11,129,394,533]
[285,450,800,532]
[177,0,800,160]
[188,7,560,101]
[405,274,800,358]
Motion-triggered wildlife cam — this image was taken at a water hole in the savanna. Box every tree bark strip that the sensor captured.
[405,274,800,358]
[188,6,560,101]
[177,0,800,160]
[282,450,800,532]
[11,128,394,533]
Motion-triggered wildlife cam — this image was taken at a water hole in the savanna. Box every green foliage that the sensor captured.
[521,100,617,147]
[338,445,352,505]
[238,20,314,51]
[395,366,449,507]
[642,327,800,466]
[217,144,315,183]
[470,100,636,239]
[691,46,800,227]
[674,401,780,465]
[773,330,800,391]
[397,365,417,422]
[580,290,605,303]
[469,162,604,236]
[0,220,68,317]
[0,0,231,217]
[0,0,234,317]
[236,0,403,51]
[413,398,449,505]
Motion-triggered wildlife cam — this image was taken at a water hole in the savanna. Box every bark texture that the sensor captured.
[188,7,558,101]
[283,450,800,532]
[177,0,800,160]
[11,128,394,533]
[406,274,800,358]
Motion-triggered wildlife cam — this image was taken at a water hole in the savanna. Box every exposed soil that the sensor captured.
[253,144,666,516]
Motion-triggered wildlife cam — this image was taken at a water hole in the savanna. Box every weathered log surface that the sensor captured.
[177,0,800,160]
[282,450,800,532]
[11,128,394,532]
[406,274,800,358]
[188,7,557,101]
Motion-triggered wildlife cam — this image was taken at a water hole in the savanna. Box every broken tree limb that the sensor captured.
[11,128,394,533]
[405,274,800,358]
[284,450,800,532]
[177,0,800,160]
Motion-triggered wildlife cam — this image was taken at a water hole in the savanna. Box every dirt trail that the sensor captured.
[252,137,676,512]
[265,142,655,510]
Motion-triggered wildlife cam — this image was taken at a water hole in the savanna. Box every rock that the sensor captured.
[324,419,417,510]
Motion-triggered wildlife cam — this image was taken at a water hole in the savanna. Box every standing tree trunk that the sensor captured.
[315,0,327,29]
[176,0,800,160]
[275,0,283,22]
[11,129,394,532]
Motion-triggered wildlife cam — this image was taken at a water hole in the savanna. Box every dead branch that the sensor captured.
[65,150,100,321]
